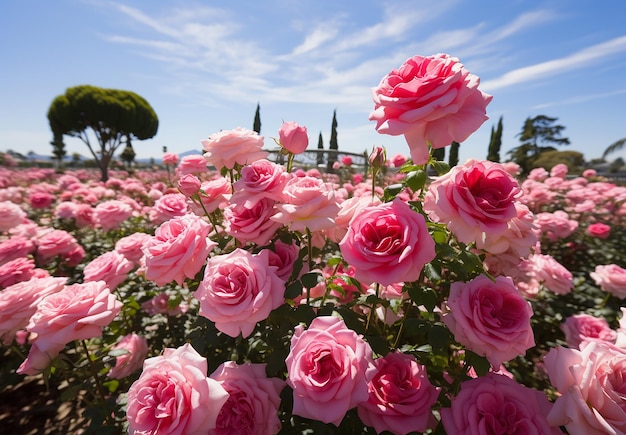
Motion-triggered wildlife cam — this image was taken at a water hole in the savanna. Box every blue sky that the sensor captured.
[1,0,626,164]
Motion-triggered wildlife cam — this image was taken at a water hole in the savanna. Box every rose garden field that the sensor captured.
[1,54,625,434]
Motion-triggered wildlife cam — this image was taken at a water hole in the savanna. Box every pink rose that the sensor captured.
[341,155,353,166]
[545,341,626,434]
[587,222,611,239]
[441,373,561,434]
[195,177,232,214]
[209,362,285,435]
[474,202,537,257]
[278,121,309,154]
[550,163,568,178]
[561,314,617,349]
[390,153,406,167]
[36,229,85,267]
[83,250,134,290]
[534,210,578,242]
[591,264,626,298]
[93,199,133,231]
[286,316,375,426]
[126,343,229,435]
[201,127,268,170]
[443,275,535,368]
[108,333,149,379]
[357,352,440,434]
[141,292,189,316]
[162,152,179,166]
[369,53,492,165]
[223,197,282,246]
[176,154,208,175]
[271,176,339,232]
[195,248,284,337]
[583,168,597,178]
[0,257,38,288]
[524,254,573,295]
[264,239,300,282]
[177,173,202,197]
[0,200,26,231]
[143,214,215,286]
[114,232,152,265]
[232,159,290,206]
[339,198,435,286]
[423,160,521,244]
[0,236,35,266]
[18,280,122,375]
[149,193,189,224]
[369,146,386,169]
[0,277,66,344]
[29,191,55,209]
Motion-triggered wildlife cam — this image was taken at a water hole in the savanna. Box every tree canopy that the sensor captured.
[47,85,158,181]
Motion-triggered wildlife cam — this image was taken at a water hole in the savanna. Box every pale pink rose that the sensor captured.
[141,292,189,316]
[475,202,537,257]
[583,168,597,178]
[162,152,179,166]
[545,341,626,434]
[534,210,579,241]
[18,280,122,375]
[195,177,231,214]
[108,333,149,379]
[264,239,300,282]
[500,161,521,176]
[271,176,339,232]
[332,161,341,170]
[209,362,285,435]
[357,352,439,434]
[326,195,381,243]
[0,257,38,288]
[114,232,152,265]
[369,53,492,165]
[528,167,549,181]
[424,160,520,244]
[0,201,26,231]
[54,201,78,220]
[590,264,626,298]
[0,236,35,266]
[443,275,535,368]
[561,314,617,349]
[286,316,375,426]
[143,214,215,286]
[36,229,85,267]
[441,373,561,434]
[93,199,133,231]
[176,154,208,175]
[202,127,268,170]
[278,121,308,154]
[177,173,202,197]
[0,277,66,344]
[73,203,95,228]
[29,191,55,209]
[339,198,435,286]
[616,308,626,349]
[223,197,281,246]
[587,222,611,239]
[232,159,290,206]
[550,163,569,178]
[150,193,189,224]
[195,249,284,338]
[525,254,573,295]
[83,250,134,290]
[127,343,229,435]
[341,155,353,166]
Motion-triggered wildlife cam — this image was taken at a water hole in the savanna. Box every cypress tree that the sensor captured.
[317,132,324,166]
[327,110,338,172]
[253,103,261,134]
[487,116,503,162]
[449,141,460,167]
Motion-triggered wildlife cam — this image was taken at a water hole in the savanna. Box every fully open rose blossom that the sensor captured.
[108,333,149,379]
[0,200,26,231]
[36,229,85,267]
[202,127,268,170]
[0,257,42,288]
[176,154,208,175]
[162,152,179,166]
[93,199,133,231]
[443,275,535,368]
[286,316,375,426]
[114,232,152,265]
[278,121,309,154]
[223,197,282,246]
[18,281,122,375]
[232,159,290,206]
[149,192,190,224]
[424,160,521,244]
[587,222,611,238]
[339,198,435,286]
[441,373,561,434]
[590,264,626,298]
[545,341,626,434]
[143,213,215,286]
[369,53,492,165]
[127,343,229,435]
[83,250,134,290]
[195,249,284,338]
[561,313,617,349]
[357,352,440,434]
[264,239,300,282]
[209,362,285,435]
[0,236,35,266]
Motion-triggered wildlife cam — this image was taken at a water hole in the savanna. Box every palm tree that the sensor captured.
[602,137,626,160]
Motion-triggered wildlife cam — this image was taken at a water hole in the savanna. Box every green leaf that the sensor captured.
[301,272,320,289]
[405,169,427,191]
[428,324,450,353]
[465,350,491,376]
[284,280,303,299]
[431,160,450,175]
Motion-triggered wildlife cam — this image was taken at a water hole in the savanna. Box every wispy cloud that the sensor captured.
[533,88,626,109]
[482,35,626,91]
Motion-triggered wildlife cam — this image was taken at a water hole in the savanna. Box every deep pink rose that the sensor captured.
[232,159,290,206]
[108,333,149,379]
[201,127,268,170]
[0,277,66,344]
[357,352,440,434]
[339,198,435,286]
[341,155,353,166]
[0,200,26,231]
[93,199,133,231]
[195,249,284,338]
[561,313,617,349]
[18,281,122,375]
[441,373,561,434]
[443,275,535,368]
[209,362,285,435]
[143,214,215,286]
[545,341,626,434]
[149,193,190,224]
[286,316,375,426]
[390,153,406,168]
[29,191,55,209]
[590,264,626,299]
[424,160,521,244]
[223,197,282,246]
[271,176,339,232]
[83,250,134,290]
[369,53,492,164]
[587,222,611,239]
[126,343,229,435]
[278,121,309,154]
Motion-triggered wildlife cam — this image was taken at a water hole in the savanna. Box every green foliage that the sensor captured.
[532,150,584,173]
[486,116,502,162]
[253,102,261,134]
[508,115,569,174]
